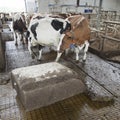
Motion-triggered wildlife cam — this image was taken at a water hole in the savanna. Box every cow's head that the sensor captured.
[51,18,71,34]
[61,20,71,34]
[13,17,27,33]
[59,15,91,53]
[59,32,74,52]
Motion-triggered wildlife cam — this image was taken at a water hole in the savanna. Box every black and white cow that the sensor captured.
[27,14,71,61]
[12,13,28,45]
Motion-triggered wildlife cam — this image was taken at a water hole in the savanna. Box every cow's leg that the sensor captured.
[82,41,89,62]
[21,32,27,44]
[74,46,80,61]
[55,34,65,62]
[21,34,24,44]
[75,44,84,62]
[38,49,42,60]
[14,32,18,46]
[23,32,28,44]
[28,41,35,59]
[65,48,69,56]
[55,52,62,62]
[20,34,23,41]
[37,45,44,61]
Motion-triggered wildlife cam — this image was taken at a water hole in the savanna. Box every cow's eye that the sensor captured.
[68,36,72,39]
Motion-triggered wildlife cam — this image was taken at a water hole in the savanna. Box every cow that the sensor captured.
[12,13,28,45]
[55,15,91,62]
[25,13,34,27]
[27,14,71,61]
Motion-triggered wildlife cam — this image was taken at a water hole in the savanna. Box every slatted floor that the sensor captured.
[1,82,120,120]
[0,41,120,120]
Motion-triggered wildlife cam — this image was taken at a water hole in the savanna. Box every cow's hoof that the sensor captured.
[76,60,79,63]
[15,43,18,46]
[37,59,41,61]
[31,55,35,59]
[63,57,68,61]
[82,59,86,63]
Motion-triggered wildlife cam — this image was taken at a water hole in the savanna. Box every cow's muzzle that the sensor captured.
[65,30,75,40]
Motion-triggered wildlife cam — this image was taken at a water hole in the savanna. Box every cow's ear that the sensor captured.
[51,19,63,31]
[60,29,64,34]
[60,22,71,34]
[66,21,71,30]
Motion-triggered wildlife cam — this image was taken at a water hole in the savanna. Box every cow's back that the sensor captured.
[13,13,27,33]
[68,15,90,44]
[28,16,61,47]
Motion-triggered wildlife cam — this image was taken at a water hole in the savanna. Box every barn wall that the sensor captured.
[102,0,117,11]
[116,0,120,12]
[26,0,120,13]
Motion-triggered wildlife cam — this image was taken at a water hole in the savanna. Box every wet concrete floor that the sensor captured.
[0,40,120,120]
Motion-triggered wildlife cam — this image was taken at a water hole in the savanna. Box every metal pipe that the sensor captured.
[96,0,103,29]
[24,0,27,13]
[77,0,80,7]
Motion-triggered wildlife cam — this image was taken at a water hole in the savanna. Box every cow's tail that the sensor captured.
[24,31,30,45]
[26,31,30,38]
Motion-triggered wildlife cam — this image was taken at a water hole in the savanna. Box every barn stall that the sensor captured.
[0,0,120,120]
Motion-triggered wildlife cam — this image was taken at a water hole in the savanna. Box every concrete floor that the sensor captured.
[0,39,120,120]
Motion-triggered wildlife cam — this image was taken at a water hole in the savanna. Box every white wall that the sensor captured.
[37,0,49,13]
[102,0,117,11]
[48,0,75,5]
[115,0,120,12]
[26,0,120,13]
[0,0,25,12]
[26,0,37,13]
